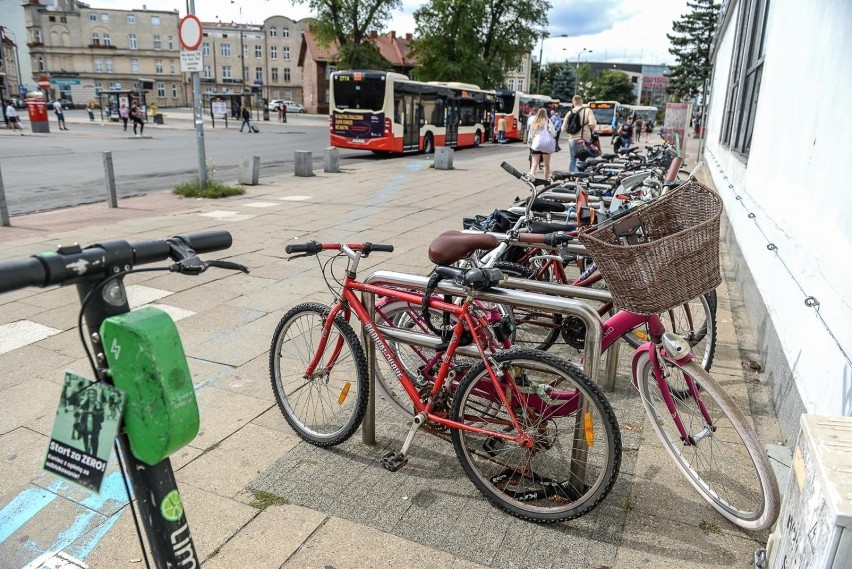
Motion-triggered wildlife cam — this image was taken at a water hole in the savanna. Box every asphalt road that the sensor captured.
[0,110,372,216]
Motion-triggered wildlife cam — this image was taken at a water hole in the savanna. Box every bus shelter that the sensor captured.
[205,93,263,128]
[97,91,148,122]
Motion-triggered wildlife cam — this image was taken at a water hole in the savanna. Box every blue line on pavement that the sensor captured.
[67,509,124,561]
[0,486,57,543]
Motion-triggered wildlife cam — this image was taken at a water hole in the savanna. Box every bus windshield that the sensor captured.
[332,73,386,111]
[589,101,617,125]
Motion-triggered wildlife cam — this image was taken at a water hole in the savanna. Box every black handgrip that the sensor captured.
[132,239,172,265]
[500,161,522,179]
[367,244,395,253]
[0,258,48,293]
[174,230,233,254]
[544,232,574,247]
[285,241,323,255]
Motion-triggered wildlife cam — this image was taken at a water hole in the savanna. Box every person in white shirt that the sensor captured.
[5,102,24,135]
[52,100,68,130]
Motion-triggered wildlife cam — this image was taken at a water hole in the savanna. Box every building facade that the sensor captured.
[23,0,182,106]
[703,0,852,441]
[505,54,531,93]
[0,32,22,101]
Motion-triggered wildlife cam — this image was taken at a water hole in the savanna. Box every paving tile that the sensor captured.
[0,320,63,355]
[189,385,272,450]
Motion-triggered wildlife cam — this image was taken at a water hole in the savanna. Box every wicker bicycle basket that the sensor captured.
[577,181,724,315]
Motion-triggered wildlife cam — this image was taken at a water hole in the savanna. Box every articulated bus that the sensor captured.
[588,101,621,135]
[495,90,559,142]
[329,70,497,154]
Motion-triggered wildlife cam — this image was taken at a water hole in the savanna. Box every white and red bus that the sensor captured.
[494,90,559,142]
[588,101,622,135]
[329,70,497,154]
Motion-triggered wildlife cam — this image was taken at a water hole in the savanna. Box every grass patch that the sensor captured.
[173,178,246,198]
[208,547,220,559]
[248,489,289,510]
[199,441,220,456]
[699,520,721,534]
[623,495,634,512]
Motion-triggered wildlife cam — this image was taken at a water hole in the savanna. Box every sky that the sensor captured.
[95,0,690,65]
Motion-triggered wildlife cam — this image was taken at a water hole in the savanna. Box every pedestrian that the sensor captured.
[52,99,69,130]
[278,104,284,123]
[550,110,563,152]
[617,117,634,150]
[562,95,597,172]
[281,103,287,124]
[633,117,643,144]
[497,113,507,144]
[645,117,654,142]
[86,101,95,121]
[5,101,24,135]
[119,103,129,131]
[130,99,144,136]
[240,104,253,133]
[527,108,557,180]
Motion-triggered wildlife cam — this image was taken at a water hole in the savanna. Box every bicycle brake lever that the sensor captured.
[169,256,206,275]
[206,260,250,274]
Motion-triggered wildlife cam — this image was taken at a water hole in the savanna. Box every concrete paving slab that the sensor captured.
[0,344,77,390]
[0,320,63,355]
[189,386,272,450]
[0,378,63,434]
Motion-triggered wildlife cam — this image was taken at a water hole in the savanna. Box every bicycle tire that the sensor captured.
[269,302,369,446]
[493,262,561,351]
[634,354,780,530]
[451,349,621,523]
[622,292,717,373]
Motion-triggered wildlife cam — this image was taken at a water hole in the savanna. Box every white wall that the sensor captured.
[704,0,852,417]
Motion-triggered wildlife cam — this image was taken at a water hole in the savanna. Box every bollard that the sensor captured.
[103,151,118,208]
[323,147,340,173]
[238,155,260,185]
[0,160,10,226]
[434,147,454,170]
[294,150,314,177]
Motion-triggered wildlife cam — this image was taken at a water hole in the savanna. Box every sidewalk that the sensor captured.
[0,140,782,568]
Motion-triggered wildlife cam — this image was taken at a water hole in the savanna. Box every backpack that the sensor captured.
[564,109,583,135]
[531,127,556,153]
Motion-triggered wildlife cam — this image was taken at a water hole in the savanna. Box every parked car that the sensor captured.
[269,99,306,113]
[53,99,73,110]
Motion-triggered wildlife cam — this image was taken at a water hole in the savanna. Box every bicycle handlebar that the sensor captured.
[285,241,395,257]
[0,230,233,294]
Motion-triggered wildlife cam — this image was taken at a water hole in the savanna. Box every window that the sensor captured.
[157,82,165,97]
[168,36,174,50]
[243,66,249,80]
[91,33,100,46]
[202,42,210,56]
[127,15,136,24]
[508,79,514,89]
[220,43,231,57]
[222,65,232,79]
[49,16,55,22]
[169,61,175,74]
[270,46,277,59]
[151,16,160,25]
[111,81,122,90]
[37,56,45,71]
[255,45,262,57]
[103,33,111,47]
[242,44,248,58]
[153,35,162,49]
[155,59,163,74]
[34,29,42,43]
[517,79,524,91]
[131,58,140,73]
[60,16,67,23]
[94,57,103,72]
[519,62,525,73]
[255,67,263,81]
[282,27,290,38]
[284,90,292,100]
[101,14,109,23]
[283,67,290,82]
[203,65,212,79]
[94,81,102,92]
[283,47,290,60]
[171,83,177,97]
[271,67,278,81]
[129,34,137,49]
[105,57,113,72]
[269,27,277,37]
[325,65,338,80]
[721,0,770,158]
[89,13,97,22]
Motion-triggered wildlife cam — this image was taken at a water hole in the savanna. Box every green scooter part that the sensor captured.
[100,306,199,466]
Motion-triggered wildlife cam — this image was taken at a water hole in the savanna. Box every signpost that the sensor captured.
[37,76,50,91]
[179,11,207,188]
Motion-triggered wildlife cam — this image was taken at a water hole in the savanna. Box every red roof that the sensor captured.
[299,30,416,68]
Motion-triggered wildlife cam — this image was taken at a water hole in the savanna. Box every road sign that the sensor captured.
[37,76,50,89]
[180,51,203,73]
[179,15,203,51]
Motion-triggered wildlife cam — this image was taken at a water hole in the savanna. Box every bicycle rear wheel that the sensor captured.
[634,354,779,530]
[269,302,368,446]
[451,349,621,523]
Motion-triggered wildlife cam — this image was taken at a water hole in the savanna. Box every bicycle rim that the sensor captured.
[451,349,621,523]
[269,302,368,446]
[635,354,779,530]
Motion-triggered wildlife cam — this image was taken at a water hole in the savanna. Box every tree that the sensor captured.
[411,0,550,88]
[665,0,720,101]
[299,0,402,69]
[591,70,635,102]
[550,65,575,101]
[575,63,595,100]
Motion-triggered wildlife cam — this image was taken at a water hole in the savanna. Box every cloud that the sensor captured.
[546,0,631,37]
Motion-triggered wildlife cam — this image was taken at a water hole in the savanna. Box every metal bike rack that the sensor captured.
[360,270,606,445]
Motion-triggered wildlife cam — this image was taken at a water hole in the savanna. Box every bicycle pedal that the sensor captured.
[381,451,408,472]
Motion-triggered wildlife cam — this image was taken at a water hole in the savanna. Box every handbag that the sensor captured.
[531,127,556,153]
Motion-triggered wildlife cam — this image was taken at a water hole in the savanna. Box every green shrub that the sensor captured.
[173,179,246,198]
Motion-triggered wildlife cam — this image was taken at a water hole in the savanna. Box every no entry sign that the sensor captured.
[179,15,203,51]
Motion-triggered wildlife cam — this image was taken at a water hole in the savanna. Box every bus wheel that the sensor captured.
[422,133,434,154]
[474,130,482,147]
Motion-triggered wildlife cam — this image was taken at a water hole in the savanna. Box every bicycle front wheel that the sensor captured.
[269,302,369,446]
[634,354,780,530]
[451,349,621,523]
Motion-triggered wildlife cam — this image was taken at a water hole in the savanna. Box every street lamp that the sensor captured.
[230,1,246,87]
[573,48,592,97]
[536,32,568,94]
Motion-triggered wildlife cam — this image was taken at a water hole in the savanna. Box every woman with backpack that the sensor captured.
[526,108,557,180]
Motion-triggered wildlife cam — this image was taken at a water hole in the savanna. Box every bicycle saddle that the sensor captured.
[428,230,499,265]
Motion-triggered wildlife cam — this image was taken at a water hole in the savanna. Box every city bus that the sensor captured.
[329,70,497,154]
[620,104,659,124]
[495,90,559,142]
[588,101,621,135]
